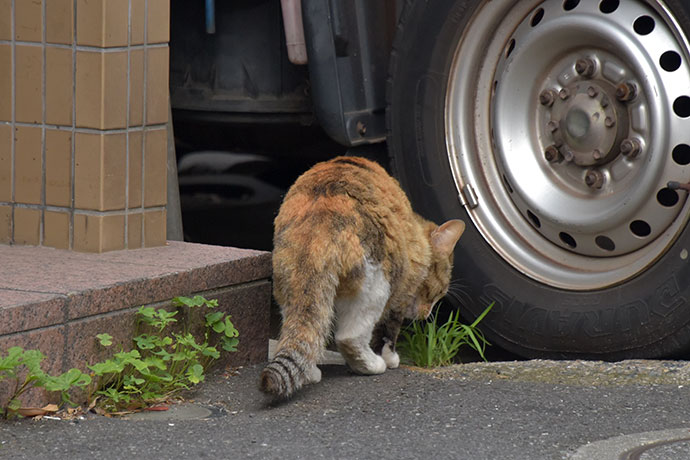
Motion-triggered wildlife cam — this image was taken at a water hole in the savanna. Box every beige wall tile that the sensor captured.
[75,51,101,128]
[0,0,11,41]
[73,212,125,252]
[45,130,72,207]
[15,126,42,205]
[147,0,170,44]
[14,207,40,245]
[15,0,43,42]
[131,0,145,45]
[0,44,10,121]
[0,125,10,202]
[146,46,169,125]
[74,132,100,210]
[44,210,70,249]
[103,51,127,129]
[75,0,102,46]
[74,132,126,211]
[144,128,166,207]
[73,213,93,251]
[128,131,142,207]
[77,0,128,47]
[46,0,74,44]
[127,212,142,248]
[76,51,127,129]
[46,47,73,126]
[144,209,165,247]
[102,133,126,210]
[129,48,144,126]
[16,45,43,124]
[0,205,10,243]
[103,0,128,47]
[101,214,125,251]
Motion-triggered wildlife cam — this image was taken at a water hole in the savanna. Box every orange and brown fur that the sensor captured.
[260,156,465,399]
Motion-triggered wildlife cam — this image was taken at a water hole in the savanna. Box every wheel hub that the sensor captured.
[546,78,629,167]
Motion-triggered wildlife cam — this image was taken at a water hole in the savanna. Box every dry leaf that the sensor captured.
[17,405,58,417]
[144,405,169,412]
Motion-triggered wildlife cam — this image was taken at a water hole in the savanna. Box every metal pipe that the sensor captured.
[280,0,308,64]
[205,0,216,34]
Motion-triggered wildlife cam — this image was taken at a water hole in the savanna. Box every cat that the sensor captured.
[259,156,465,399]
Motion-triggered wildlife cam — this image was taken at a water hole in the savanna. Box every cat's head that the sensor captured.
[413,219,466,320]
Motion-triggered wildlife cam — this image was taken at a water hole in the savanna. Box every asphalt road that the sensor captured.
[3,359,690,459]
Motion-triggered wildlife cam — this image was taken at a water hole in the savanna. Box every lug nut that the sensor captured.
[544,145,561,163]
[585,169,605,189]
[539,89,557,107]
[587,86,599,98]
[575,58,597,78]
[605,116,616,128]
[547,120,559,132]
[559,88,570,100]
[616,82,637,102]
[620,138,642,158]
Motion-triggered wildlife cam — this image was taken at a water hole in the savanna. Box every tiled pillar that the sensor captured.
[0,0,170,252]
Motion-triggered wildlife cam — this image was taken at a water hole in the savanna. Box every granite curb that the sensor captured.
[0,241,273,407]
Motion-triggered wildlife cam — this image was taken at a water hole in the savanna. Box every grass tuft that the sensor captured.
[397,302,494,367]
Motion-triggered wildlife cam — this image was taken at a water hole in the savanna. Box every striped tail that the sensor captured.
[260,348,313,399]
[259,287,335,399]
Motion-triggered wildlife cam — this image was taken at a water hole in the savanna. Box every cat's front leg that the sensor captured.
[380,338,400,369]
[371,310,403,369]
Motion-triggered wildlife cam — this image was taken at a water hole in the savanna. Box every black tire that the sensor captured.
[388,0,690,359]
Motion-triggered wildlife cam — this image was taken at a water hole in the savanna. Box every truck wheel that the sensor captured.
[388,0,690,358]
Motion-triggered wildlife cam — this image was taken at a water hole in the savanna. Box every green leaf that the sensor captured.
[20,349,46,376]
[97,387,130,404]
[172,295,204,308]
[211,321,225,334]
[134,334,157,350]
[96,333,113,347]
[202,346,220,359]
[143,356,168,371]
[174,333,203,351]
[221,337,239,352]
[173,295,218,309]
[0,347,25,373]
[205,311,224,327]
[186,364,205,384]
[153,349,174,361]
[123,374,145,388]
[89,359,125,375]
[7,398,21,413]
[223,317,239,338]
[114,350,141,361]
[137,306,157,323]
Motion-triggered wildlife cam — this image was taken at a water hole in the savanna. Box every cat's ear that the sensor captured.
[431,220,466,256]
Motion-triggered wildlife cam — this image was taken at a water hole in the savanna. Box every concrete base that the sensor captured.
[0,241,272,408]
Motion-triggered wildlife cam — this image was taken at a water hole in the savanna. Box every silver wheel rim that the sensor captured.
[446,0,690,290]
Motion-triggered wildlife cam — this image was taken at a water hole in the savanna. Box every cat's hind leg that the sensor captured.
[334,261,389,375]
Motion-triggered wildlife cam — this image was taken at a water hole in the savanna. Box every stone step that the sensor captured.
[0,241,272,408]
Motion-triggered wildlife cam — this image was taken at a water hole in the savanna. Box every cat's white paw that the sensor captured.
[304,364,322,384]
[349,353,387,375]
[381,343,400,369]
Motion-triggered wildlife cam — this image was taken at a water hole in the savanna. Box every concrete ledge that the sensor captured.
[0,241,272,407]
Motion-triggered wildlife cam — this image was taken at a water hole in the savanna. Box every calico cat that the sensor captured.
[260,156,465,399]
